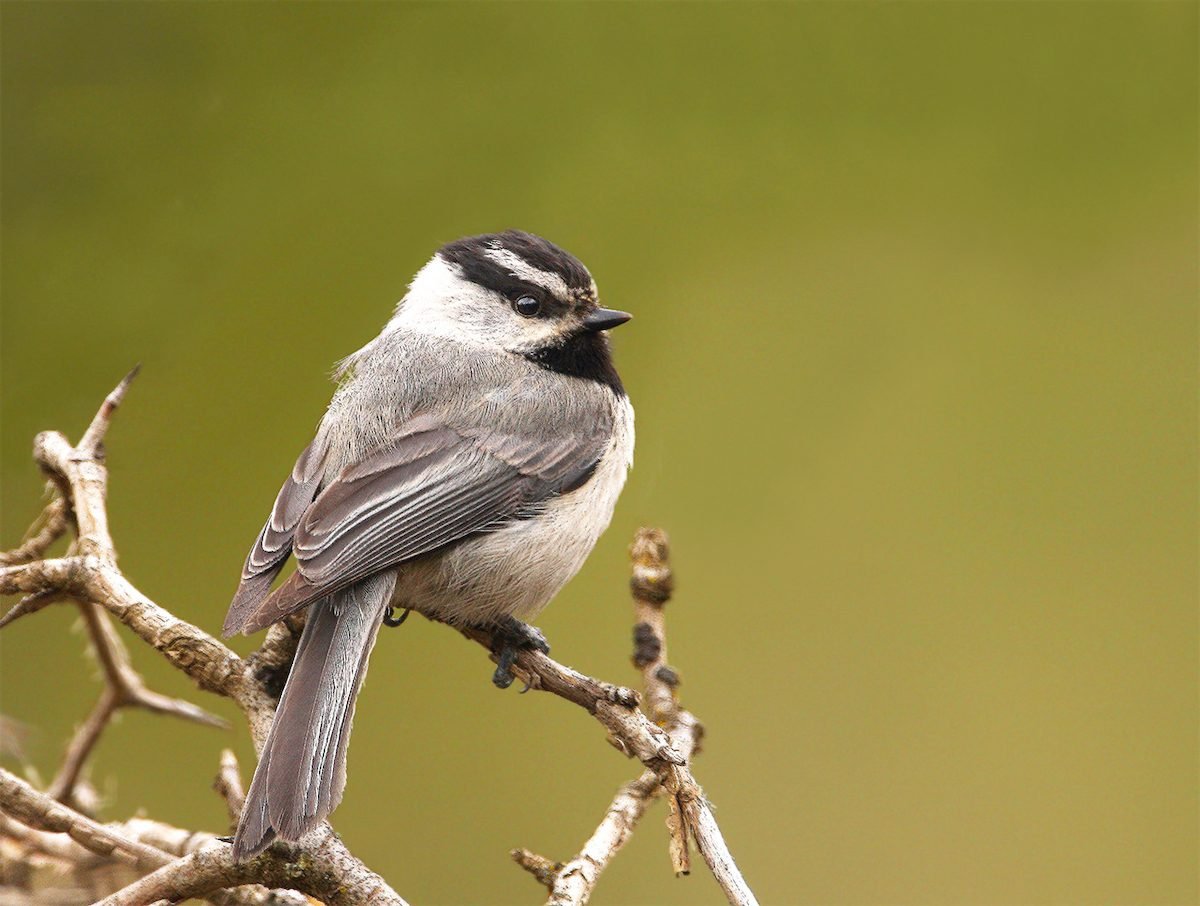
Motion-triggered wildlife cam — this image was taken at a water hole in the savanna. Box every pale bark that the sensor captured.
[0,371,756,906]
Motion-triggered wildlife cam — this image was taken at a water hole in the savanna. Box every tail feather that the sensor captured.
[231,571,395,861]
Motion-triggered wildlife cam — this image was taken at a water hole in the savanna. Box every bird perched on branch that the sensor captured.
[222,230,634,861]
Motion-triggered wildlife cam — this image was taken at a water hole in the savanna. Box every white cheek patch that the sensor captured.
[483,247,572,303]
[509,315,569,352]
[384,254,576,353]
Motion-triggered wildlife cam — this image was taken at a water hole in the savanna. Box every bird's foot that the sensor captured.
[383,606,411,628]
[489,617,550,690]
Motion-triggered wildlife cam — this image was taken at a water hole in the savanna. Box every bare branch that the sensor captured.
[0,558,80,625]
[213,749,247,828]
[2,371,755,906]
[0,496,68,566]
[512,849,564,890]
[0,810,306,906]
[46,601,227,807]
[45,685,119,809]
[96,826,407,906]
[77,364,140,457]
[1,372,408,905]
[8,375,266,721]
[0,813,106,867]
[0,560,266,727]
[520,773,661,905]
[630,528,679,725]
[0,767,171,872]
[94,847,251,906]
[510,529,755,906]
[78,598,227,729]
[629,528,692,876]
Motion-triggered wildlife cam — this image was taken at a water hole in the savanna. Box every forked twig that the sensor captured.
[509,529,755,906]
[0,496,68,566]
[0,371,757,906]
[47,600,227,808]
[0,370,406,906]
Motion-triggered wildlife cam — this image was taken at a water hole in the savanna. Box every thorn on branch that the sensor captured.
[77,364,141,459]
[0,586,64,630]
[511,848,563,890]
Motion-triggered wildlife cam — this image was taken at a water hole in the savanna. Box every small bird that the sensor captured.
[222,230,634,861]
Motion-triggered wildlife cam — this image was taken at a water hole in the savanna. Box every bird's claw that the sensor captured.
[492,647,518,689]
[383,606,411,628]
[489,617,550,690]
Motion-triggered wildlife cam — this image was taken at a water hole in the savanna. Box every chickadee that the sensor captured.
[222,230,634,861]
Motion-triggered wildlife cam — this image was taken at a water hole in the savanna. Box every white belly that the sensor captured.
[394,395,634,626]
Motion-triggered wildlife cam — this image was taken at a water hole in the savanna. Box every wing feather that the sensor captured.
[224,438,327,636]
[230,413,609,634]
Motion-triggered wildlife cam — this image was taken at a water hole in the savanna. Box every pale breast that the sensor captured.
[395,393,634,627]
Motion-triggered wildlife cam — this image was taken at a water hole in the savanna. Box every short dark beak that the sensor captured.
[583,308,633,332]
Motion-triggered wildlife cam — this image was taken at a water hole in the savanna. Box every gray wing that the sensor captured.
[224,438,327,636]
[227,412,609,635]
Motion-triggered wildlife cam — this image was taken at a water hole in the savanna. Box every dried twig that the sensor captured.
[0,371,406,906]
[6,368,222,817]
[0,775,307,906]
[213,749,248,828]
[47,600,227,809]
[0,767,171,871]
[630,529,693,876]
[93,824,397,906]
[510,529,755,906]
[0,496,68,566]
[630,529,680,726]
[0,371,757,906]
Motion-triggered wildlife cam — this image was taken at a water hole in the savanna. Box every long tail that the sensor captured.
[232,571,396,861]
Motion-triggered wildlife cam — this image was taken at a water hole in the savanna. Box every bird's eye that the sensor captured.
[513,296,541,317]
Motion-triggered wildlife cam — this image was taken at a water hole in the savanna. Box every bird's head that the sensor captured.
[393,230,631,355]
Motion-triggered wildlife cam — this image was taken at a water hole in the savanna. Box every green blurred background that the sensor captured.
[2,2,1196,904]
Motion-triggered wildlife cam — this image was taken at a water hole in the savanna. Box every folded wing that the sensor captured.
[224,438,327,636]
[224,412,609,635]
